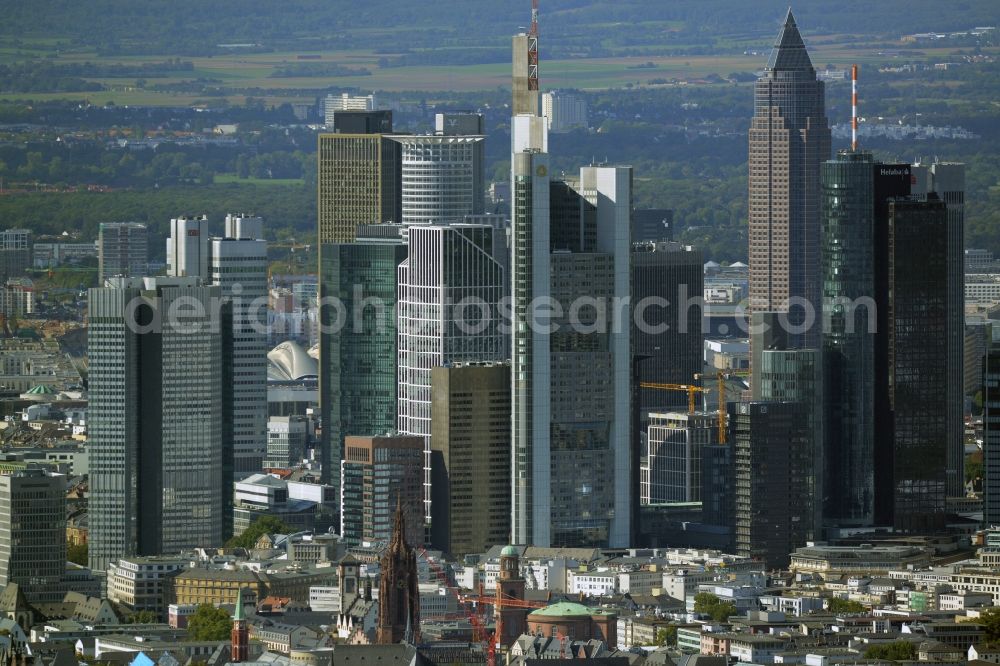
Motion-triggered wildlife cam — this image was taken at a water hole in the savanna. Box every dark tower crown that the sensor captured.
[766,9,814,72]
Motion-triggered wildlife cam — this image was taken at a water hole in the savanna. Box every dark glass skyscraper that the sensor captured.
[318,230,407,487]
[730,400,812,569]
[632,241,703,417]
[821,152,877,526]
[748,10,830,347]
[884,196,949,531]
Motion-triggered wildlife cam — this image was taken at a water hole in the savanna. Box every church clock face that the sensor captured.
[397,579,406,589]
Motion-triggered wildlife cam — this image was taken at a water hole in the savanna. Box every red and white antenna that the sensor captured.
[851,63,859,151]
[528,0,539,91]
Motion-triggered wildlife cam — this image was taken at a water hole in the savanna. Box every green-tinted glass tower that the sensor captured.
[319,229,406,487]
[821,151,876,527]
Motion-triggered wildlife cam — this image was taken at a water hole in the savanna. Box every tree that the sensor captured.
[225,515,290,549]
[980,607,1000,645]
[187,604,232,641]
[827,598,866,613]
[652,626,677,647]
[67,543,88,566]
[864,642,917,660]
[127,610,160,624]
[693,592,737,622]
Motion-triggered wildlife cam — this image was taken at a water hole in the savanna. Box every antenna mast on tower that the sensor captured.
[851,64,859,151]
[528,0,539,91]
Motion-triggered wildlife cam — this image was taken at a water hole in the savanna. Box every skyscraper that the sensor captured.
[317,116,401,244]
[98,222,148,283]
[730,400,812,569]
[319,228,406,486]
[166,216,209,278]
[753,346,823,537]
[641,412,717,504]
[0,470,66,603]
[510,157,633,548]
[397,223,506,522]
[340,434,424,547]
[429,362,511,556]
[821,152,876,527]
[210,215,269,483]
[883,196,950,531]
[983,332,1000,526]
[392,130,485,225]
[632,241,703,416]
[88,277,228,572]
[912,162,966,499]
[0,229,32,284]
[748,10,830,346]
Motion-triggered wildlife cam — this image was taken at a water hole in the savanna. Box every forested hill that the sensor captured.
[3,0,998,56]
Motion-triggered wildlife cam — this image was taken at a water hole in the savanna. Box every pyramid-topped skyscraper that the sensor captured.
[748,9,831,350]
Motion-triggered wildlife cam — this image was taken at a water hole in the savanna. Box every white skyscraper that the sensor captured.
[396,223,506,521]
[166,215,209,278]
[212,214,269,481]
[392,134,485,225]
[510,112,633,547]
[542,91,589,132]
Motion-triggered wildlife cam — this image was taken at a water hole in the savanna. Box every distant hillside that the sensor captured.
[3,1,997,57]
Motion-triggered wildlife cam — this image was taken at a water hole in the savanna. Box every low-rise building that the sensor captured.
[233,474,320,537]
[728,634,790,664]
[789,544,932,577]
[107,556,190,618]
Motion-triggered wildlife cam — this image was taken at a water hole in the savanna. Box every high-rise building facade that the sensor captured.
[821,151,876,527]
[632,241,703,416]
[166,216,209,278]
[88,277,227,572]
[319,230,407,486]
[397,224,506,522]
[392,134,485,225]
[641,412,717,504]
[210,215,269,483]
[98,222,148,283]
[317,120,401,244]
[748,11,830,346]
[265,416,309,469]
[0,229,32,284]
[884,196,950,531]
[0,470,66,603]
[510,153,633,548]
[730,400,812,569]
[983,333,1000,526]
[541,91,589,132]
[429,362,511,556]
[323,93,376,126]
[753,347,823,537]
[912,162,966,499]
[340,434,423,547]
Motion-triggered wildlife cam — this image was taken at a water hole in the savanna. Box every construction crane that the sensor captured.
[695,370,751,444]
[416,548,498,666]
[638,382,709,414]
[459,583,550,664]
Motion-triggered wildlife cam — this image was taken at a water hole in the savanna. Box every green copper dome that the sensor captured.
[528,602,593,618]
[501,545,519,557]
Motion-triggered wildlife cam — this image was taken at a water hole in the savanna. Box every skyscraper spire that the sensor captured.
[766,8,814,72]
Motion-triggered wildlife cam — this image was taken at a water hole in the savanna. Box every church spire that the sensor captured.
[766,8,814,72]
[390,496,407,551]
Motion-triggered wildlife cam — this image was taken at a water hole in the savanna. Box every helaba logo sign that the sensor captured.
[880,167,910,177]
[187,230,200,237]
